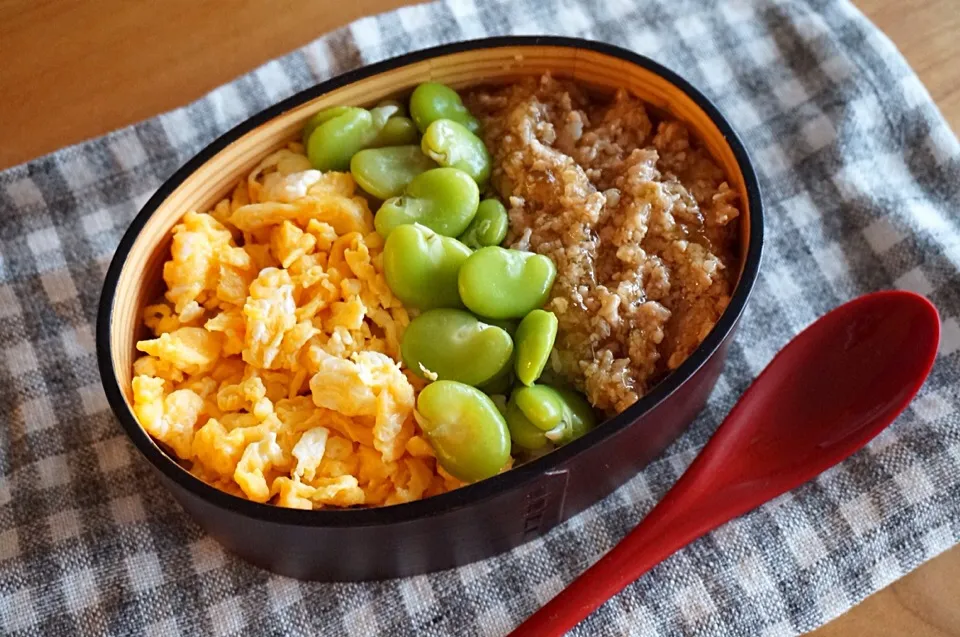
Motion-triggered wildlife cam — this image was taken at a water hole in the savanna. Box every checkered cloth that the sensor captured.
[2,0,959,634]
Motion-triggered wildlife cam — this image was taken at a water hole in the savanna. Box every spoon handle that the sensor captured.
[508,487,709,637]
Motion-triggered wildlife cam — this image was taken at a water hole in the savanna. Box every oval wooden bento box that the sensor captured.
[97,36,763,581]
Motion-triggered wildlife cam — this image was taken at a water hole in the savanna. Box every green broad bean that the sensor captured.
[409,82,481,134]
[514,385,565,430]
[383,223,471,310]
[402,309,513,386]
[458,199,508,249]
[350,146,437,200]
[554,388,596,442]
[369,103,400,130]
[371,116,419,147]
[306,107,375,171]
[504,399,550,451]
[416,380,511,482]
[301,105,355,147]
[477,364,514,395]
[421,119,491,186]
[505,384,596,450]
[484,318,519,338]
[458,247,557,319]
[374,167,480,238]
[375,99,407,118]
[304,103,415,169]
[370,99,415,146]
[514,309,558,386]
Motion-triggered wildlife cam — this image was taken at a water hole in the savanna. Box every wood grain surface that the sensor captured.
[1,0,958,634]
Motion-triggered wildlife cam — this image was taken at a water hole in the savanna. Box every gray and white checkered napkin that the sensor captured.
[2,0,959,635]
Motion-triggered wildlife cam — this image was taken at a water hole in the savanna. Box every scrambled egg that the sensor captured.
[132,144,461,509]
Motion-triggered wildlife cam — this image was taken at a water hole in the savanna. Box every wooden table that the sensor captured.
[1,1,957,634]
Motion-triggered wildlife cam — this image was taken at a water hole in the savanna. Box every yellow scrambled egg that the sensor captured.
[132,144,462,509]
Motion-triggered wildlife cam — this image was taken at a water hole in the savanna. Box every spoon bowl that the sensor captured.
[511,290,941,636]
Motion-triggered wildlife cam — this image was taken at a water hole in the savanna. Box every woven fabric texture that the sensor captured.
[1,0,959,635]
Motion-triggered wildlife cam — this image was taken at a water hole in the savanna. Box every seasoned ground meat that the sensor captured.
[465,75,740,415]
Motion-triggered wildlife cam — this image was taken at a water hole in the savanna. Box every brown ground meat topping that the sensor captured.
[466,75,740,415]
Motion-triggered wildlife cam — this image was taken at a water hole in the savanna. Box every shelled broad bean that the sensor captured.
[459,199,508,249]
[402,309,513,386]
[505,385,596,451]
[299,82,596,483]
[374,167,480,238]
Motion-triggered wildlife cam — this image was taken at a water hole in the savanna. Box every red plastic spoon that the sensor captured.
[510,290,941,637]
